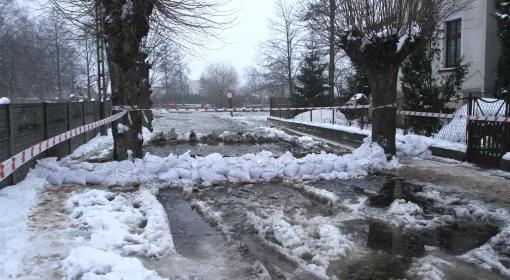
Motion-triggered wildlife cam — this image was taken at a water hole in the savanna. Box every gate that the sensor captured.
[467,98,510,166]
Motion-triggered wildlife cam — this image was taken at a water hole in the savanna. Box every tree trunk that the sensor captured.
[102,0,153,161]
[367,67,398,157]
[328,0,336,97]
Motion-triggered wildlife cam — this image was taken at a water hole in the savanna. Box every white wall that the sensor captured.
[437,0,486,94]
[398,0,501,97]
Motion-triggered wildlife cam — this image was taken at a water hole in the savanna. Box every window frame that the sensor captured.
[445,18,462,68]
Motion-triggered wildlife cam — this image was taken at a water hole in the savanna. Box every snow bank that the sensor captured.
[396,134,432,158]
[276,117,467,154]
[66,189,174,258]
[0,97,10,105]
[0,175,48,278]
[293,109,349,125]
[63,246,166,280]
[67,132,113,161]
[503,152,510,161]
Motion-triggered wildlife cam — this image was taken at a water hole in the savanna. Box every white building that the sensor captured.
[398,0,501,97]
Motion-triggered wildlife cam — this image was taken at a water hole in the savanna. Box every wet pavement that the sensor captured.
[149,111,510,279]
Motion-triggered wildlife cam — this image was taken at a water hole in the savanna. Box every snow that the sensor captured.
[294,109,349,125]
[437,99,508,144]
[247,210,354,277]
[278,116,467,153]
[62,246,166,280]
[66,189,174,258]
[459,225,510,277]
[0,175,48,278]
[291,183,339,204]
[0,97,10,105]
[117,123,130,134]
[503,152,510,161]
[389,199,423,216]
[67,128,152,161]
[39,141,395,187]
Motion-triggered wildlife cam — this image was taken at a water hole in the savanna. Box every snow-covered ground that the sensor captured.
[1,110,509,279]
[280,115,467,154]
[0,114,396,279]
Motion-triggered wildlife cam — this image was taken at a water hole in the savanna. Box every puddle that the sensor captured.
[367,179,423,208]
[335,218,499,279]
[155,165,505,279]
[157,188,226,260]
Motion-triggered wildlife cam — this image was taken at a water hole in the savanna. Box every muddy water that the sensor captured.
[150,112,506,279]
[146,143,292,158]
[157,189,226,260]
[156,178,507,280]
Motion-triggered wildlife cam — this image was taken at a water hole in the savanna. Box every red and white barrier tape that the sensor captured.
[0,111,127,183]
[114,105,510,123]
[397,110,510,123]
[112,105,371,113]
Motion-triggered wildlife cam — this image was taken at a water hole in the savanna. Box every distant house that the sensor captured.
[398,0,501,97]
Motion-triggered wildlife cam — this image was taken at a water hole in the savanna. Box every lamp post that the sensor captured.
[226,91,234,117]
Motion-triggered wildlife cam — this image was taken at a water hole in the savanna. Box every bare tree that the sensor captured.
[241,67,266,102]
[259,0,301,99]
[200,62,238,106]
[334,0,472,156]
[47,0,231,160]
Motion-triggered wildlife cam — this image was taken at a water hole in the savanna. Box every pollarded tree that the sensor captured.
[48,0,230,160]
[334,0,472,156]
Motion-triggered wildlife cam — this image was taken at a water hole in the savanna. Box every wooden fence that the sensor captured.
[0,101,112,187]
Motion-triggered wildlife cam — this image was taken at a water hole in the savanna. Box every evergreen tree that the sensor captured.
[294,41,331,106]
[345,64,370,100]
[495,0,510,99]
[401,40,469,136]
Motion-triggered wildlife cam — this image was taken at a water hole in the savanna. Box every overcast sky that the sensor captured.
[18,0,296,82]
[187,0,277,81]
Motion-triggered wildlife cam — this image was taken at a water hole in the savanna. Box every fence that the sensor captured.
[0,101,112,187]
[269,96,510,167]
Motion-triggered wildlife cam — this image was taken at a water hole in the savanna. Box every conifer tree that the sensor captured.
[295,41,331,106]
[401,40,469,136]
[495,0,510,99]
[345,64,370,99]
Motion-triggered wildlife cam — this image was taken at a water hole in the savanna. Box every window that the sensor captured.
[445,19,462,68]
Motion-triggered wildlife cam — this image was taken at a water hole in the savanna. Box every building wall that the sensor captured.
[484,0,502,96]
[438,0,487,95]
[397,0,501,98]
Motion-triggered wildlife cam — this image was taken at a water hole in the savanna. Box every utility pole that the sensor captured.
[95,0,108,135]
